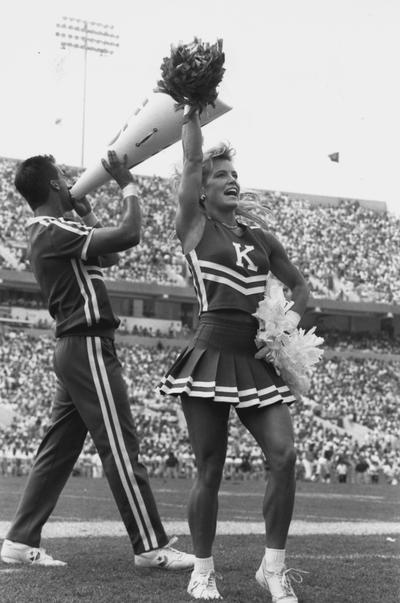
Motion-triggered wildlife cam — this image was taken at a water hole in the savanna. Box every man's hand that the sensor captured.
[101,150,133,189]
[69,194,92,218]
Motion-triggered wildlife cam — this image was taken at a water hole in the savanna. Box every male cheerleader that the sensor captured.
[0,151,194,572]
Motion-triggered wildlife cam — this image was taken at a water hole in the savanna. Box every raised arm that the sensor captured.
[70,194,119,266]
[71,151,142,257]
[176,109,207,254]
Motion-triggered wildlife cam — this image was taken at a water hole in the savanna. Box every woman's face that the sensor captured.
[203,158,240,212]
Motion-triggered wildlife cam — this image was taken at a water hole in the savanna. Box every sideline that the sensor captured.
[1,520,399,538]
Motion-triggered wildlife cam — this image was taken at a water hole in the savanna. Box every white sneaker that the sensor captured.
[255,559,307,603]
[187,569,223,600]
[135,537,195,571]
[1,539,66,567]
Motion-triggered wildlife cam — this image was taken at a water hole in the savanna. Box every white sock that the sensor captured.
[194,556,214,573]
[264,547,285,571]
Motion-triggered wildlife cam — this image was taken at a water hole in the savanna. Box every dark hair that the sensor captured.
[14,155,58,210]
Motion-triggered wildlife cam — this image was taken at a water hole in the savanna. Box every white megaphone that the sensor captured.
[70,92,232,198]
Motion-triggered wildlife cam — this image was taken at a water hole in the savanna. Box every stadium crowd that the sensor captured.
[1,154,399,485]
[323,330,400,354]
[0,156,399,303]
[1,331,399,485]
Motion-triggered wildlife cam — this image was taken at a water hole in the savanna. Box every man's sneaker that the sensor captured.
[187,569,223,600]
[255,559,307,603]
[1,539,66,566]
[134,537,195,570]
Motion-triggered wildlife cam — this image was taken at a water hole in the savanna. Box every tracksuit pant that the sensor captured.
[6,335,168,554]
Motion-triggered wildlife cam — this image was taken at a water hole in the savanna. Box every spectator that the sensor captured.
[354,456,369,485]
[336,460,349,483]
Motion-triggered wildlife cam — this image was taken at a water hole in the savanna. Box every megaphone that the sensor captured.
[70,92,232,198]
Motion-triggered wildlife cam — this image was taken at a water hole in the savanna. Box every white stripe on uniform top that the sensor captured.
[202,273,266,295]
[71,259,92,326]
[199,260,267,283]
[79,262,101,323]
[56,218,92,236]
[188,251,208,312]
[85,265,103,274]
[86,337,159,550]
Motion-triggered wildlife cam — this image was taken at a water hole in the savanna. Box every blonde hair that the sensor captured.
[203,143,271,230]
[171,142,271,230]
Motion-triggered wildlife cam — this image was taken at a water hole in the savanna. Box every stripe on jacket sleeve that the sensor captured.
[81,229,95,261]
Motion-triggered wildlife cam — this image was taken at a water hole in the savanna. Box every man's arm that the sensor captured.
[70,196,120,266]
[70,151,142,257]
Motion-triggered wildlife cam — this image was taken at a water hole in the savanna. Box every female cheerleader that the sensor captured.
[159,108,309,601]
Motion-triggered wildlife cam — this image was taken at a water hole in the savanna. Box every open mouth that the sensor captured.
[224,187,239,197]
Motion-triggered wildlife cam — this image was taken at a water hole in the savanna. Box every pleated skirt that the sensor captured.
[158,310,296,409]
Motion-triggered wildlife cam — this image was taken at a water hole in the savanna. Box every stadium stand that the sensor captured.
[0,156,399,302]
[0,331,399,484]
[0,156,399,485]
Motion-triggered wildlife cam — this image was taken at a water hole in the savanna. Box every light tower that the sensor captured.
[56,16,119,167]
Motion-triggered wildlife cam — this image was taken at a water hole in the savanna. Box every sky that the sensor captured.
[0,0,399,215]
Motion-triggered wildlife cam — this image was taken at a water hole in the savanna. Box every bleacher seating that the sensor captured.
[0,156,399,302]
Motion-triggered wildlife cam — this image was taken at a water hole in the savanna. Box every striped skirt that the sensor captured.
[158,311,296,409]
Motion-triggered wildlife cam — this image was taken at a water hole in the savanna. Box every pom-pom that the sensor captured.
[155,38,225,113]
[253,276,324,399]
[274,328,325,398]
[253,276,294,346]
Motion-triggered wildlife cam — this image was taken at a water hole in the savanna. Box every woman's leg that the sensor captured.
[181,395,230,557]
[236,403,296,549]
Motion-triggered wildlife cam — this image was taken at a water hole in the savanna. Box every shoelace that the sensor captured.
[29,548,53,562]
[281,568,309,593]
[163,536,182,556]
[196,570,222,590]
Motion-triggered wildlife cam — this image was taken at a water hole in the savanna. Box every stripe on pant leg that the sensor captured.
[89,341,155,549]
[89,344,154,547]
[86,337,158,549]
[87,337,156,549]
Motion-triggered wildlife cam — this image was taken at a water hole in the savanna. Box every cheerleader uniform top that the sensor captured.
[159,217,296,406]
[185,216,271,315]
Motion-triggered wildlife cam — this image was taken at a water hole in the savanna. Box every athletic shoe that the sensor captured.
[1,539,66,566]
[134,536,195,570]
[255,559,307,603]
[187,569,223,600]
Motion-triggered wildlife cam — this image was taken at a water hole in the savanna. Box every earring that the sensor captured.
[200,193,206,202]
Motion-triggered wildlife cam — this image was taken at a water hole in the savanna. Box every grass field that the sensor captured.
[0,476,399,602]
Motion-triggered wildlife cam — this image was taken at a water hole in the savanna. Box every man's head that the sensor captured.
[14,155,72,212]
